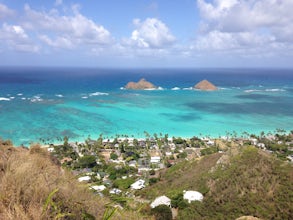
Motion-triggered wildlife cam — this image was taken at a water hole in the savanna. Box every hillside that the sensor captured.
[138,147,293,220]
[0,140,140,220]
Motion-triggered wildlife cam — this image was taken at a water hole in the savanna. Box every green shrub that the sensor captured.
[151,205,172,220]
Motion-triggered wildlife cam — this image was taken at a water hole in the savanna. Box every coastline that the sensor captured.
[15,128,292,148]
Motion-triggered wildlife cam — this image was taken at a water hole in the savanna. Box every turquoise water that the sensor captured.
[0,68,292,146]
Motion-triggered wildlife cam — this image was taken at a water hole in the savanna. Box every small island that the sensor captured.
[125,78,157,90]
[194,79,217,91]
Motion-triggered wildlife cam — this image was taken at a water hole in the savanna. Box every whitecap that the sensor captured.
[120,87,125,90]
[183,87,193,90]
[219,87,231,90]
[0,97,10,101]
[55,94,64,98]
[31,98,43,102]
[9,97,15,99]
[157,87,164,90]
[17,93,23,96]
[265,89,285,92]
[21,97,26,100]
[171,87,180,90]
[30,95,43,102]
[89,92,109,96]
[244,89,261,93]
[82,96,88,99]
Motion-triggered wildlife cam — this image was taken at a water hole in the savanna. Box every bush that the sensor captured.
[177,152,187,159]
[200,146,218,156]
[151,205,172,220]
[113,178,135,190]
[110,152,118,160]
[171,193,188,209]
[77,155,97,168]
[149,177,159,185]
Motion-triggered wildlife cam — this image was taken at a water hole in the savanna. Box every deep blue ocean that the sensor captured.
[0,67,292,146]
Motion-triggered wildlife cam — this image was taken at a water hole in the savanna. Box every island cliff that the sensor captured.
[125,78,156,90]
[194,79,217,91]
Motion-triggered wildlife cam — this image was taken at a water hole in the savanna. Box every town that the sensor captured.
[46,130,293,210]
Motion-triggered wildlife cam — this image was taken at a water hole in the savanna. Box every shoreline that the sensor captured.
[10,128,291,148]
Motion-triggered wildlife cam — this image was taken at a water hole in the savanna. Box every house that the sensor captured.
[109,188,122,194]
[130,179,145,190]
[257,143,265,149]
[250,138,258,145]
[183,190,203,203]
[287,155,293,162]
[90,185,106,192]
[78,176,91,182]
[128,160,137,168]
[150,156,161,163]
[165,151,172,156]
[150,195,171,208]
[47,147,54,152]
[207,140,215,146]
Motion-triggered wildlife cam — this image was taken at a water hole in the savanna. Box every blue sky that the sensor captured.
[0,0,293,67]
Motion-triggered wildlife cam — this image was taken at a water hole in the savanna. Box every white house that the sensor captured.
[257,143,265,149]
[78,176,91,182]
[47,147,54,152]
[207,140,215,146]
[109,188,122,194]
[150,195,171,208]
[131,179,145,190]
[183,190,203,203]
[90,185,106,192]
[150,156,161,163]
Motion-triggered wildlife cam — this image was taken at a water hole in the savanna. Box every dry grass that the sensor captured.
[0,143,107,219]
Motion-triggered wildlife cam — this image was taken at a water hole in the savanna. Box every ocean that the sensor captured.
[0,67,292,146]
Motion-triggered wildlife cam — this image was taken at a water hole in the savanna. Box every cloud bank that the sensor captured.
[0,1,292,67]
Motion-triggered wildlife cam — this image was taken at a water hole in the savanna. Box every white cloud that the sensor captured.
[194,0,293,58]
[197,0,293,37]
[0,23,39,52]
[39,35,73,49]
[125,18,175,49]
[0,3,15,19]
[193,30,275,51]
[23,4,112,48]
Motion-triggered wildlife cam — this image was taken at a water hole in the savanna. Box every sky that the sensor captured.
[0,0,293,68]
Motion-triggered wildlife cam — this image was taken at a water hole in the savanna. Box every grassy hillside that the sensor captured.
[0,140,141,220]
[139,146,293,220]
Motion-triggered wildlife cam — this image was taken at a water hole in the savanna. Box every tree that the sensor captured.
[78,155,96,168]
[177,151,187,159]
[63,136,69,147]
[110,152,118,160]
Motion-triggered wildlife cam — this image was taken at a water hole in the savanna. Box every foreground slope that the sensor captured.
[0,140,147,220]
[0,142,108,219]
[139,146,293,220]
